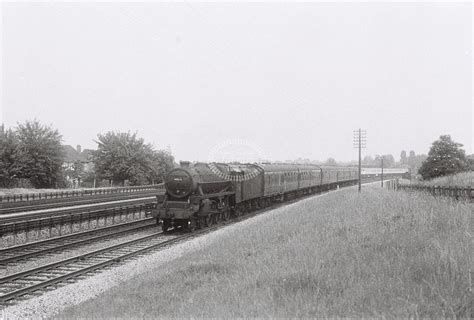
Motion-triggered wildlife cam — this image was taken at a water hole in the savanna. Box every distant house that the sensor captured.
[61,145,95,187]
[62,145,94,169]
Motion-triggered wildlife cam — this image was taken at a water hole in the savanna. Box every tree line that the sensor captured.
[323,135,473,181]
[0,120,174,189]
[1,120,471,188]
[361,135,473,180]
[322,153,424,169]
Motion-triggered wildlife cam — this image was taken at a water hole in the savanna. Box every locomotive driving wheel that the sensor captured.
[187,218,196,232]
[204,215,212,227]
[223,209,230,221]
[162,219,171,233]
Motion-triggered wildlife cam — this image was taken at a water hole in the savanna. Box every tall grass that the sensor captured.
[418,171,473,187]
[58,187,472,318]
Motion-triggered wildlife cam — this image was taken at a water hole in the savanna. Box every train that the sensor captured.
[151,162,358,232]
[361,167,410,180]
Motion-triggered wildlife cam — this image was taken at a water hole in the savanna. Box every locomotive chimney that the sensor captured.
[180,161,190,168]
[76,145,82,153]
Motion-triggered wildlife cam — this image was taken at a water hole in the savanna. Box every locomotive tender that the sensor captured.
[152,161,358,232]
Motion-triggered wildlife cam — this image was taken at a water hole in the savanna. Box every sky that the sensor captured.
[1,2,472,163]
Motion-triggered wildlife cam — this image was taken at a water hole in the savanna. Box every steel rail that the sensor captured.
[0,197,156,225]
[0,184,164,205]
[0,232,168,284]
[0,191,161,215]
[0,218,157,265]
[0,231,188,305]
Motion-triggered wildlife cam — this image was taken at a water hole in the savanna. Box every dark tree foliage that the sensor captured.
[362,155,374,166]
[64,160,85,186]
[400,150,407,165]
[375,154,395,168]
[362,154,395,167]
[13,121,65,188]
[93,131,174,186]
[148,150,175,184]
[418,135,469,180]
[398,149,427,174]
[324,158,337,166]
[0,127,19,187]
[467,154,474,170]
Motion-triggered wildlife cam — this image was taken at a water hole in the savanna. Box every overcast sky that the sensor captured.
[1,2,472,162]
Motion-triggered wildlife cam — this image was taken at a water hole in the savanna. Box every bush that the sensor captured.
[418,135,469,180]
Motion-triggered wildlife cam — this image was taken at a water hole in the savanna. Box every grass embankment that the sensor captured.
[418,171,473,187]
[59,186,472,318]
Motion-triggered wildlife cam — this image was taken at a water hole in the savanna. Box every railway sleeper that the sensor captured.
[2,282,28,287]
[10,279,37,285]
[71,263,95,268]
[82,258,107,263]
[36,270,64,276]
[95,255,121,260]
[130,243,157,249]
[24,277,51,282]
[51,268,78,273]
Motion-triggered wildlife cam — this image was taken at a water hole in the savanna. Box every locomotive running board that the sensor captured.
[193,191,235,199]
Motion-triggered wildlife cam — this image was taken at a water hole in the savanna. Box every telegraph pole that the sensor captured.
[353,129,366,192]
[381,157,384,187]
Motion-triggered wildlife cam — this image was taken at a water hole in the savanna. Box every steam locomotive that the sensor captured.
[151,162,358,232]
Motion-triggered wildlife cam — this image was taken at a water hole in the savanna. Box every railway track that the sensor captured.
[0,218,157,266]
[0,231,186,306]
[0,190,161,215]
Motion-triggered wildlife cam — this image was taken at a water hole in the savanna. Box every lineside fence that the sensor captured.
[386,179,473,201]
[0,184,165,204]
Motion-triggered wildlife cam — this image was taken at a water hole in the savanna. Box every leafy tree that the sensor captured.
[407,150,421,170]
[147,150,175,184]
[382,154,395,168]
[397,149,427,175]
[64,160,85,187]
[418,135,469,180]
[362,155,374,166]
[93,131,174,186]
[324,158,337,166]
[371,154,395,168]
[80,163,98,188]
[0,127,19,187]
[467,154,474,170]
[14,120,64,188]
[400,150,407,165]
[407,150,416,167]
